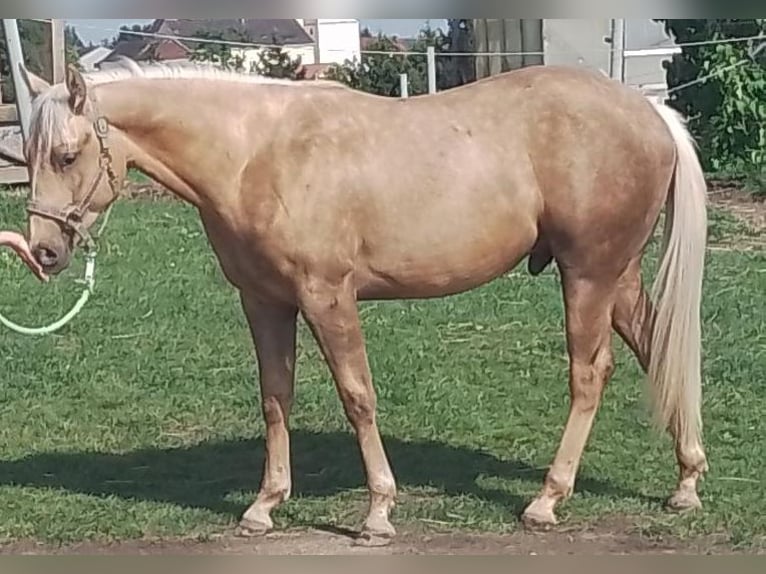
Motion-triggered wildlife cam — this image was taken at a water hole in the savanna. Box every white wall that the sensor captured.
[624,48,679,90]
[316,19,361,64]
[543,19,677,93]
[543,19,612,74]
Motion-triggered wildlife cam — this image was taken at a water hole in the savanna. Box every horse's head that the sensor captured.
[21,64,126,275]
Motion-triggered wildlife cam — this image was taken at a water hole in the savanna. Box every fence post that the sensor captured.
[1,19,32,141]
[520,19,545,67]
[609,19,626,83]
[51,19,66,84]
[427,46,437,94]
[399,73,409,99]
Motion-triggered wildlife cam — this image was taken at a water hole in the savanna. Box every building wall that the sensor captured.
[624,48,678,90]
[543,19,612,74]
[297,18,361,65]
[471,18,676,94]
[544,19,676,93]
[315,19,361,65]
[472,19,524,79]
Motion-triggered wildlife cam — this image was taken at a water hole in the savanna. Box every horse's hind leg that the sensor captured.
[613,258,653,371]
[612,259,705,512]
[522,269,617,528]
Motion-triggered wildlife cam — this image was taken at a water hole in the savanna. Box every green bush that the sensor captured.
[324,24,462,97]
[661,19,766,178]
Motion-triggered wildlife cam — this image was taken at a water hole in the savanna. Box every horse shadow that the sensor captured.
[0,430,654,522]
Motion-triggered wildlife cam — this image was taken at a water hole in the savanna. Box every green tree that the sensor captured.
[188,30,246,72]
[325,23,460,97]
[104,23,155,49]
[660,19,766,175]
[64,25,83,67]
[325,34,414,96]
[253,44,304,79]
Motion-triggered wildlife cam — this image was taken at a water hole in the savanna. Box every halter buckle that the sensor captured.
[94,116,110,138]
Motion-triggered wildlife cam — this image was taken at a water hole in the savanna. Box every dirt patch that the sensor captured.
[0,522,755,555]
[709,186,766,233]
[705,183,766,251]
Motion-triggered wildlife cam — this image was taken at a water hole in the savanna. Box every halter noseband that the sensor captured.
[26,115,120,251]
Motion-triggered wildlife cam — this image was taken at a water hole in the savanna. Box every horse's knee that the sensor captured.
[262,394,290,426]
[341,386,377,428]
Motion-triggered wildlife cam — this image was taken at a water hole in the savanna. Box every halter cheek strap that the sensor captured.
[26,116,120,251]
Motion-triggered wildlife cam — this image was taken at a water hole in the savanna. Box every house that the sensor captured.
[78,46,113,72]
[93,19,361,77]
[298,19,362,65]
[465,19,678,100]
[104,37,191,69]
[154,19,317,71]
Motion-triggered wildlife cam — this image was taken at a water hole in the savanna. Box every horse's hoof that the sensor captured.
[354,518,395,547]
[354,531,394,548]
[666,490,702,513]
[521,507,557,531]
[235,518,272,538]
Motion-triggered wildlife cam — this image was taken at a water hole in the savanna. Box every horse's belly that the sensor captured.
[356,224,537,300]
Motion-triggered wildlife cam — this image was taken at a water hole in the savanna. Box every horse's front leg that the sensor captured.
[236,294,298,536]
[299,273,397,546]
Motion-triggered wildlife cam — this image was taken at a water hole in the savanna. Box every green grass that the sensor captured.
[127,168,153,185]
[0,197,764,547]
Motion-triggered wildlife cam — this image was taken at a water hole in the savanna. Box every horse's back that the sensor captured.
[276,65,678,294]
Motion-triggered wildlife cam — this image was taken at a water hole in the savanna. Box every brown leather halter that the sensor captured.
[26,116,120,251]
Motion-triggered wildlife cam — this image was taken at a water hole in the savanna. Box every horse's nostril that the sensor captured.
[33,245,59,268]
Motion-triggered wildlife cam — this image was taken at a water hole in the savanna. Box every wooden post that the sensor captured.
[609,19,626,83]
[51,19,66,84]
[1,19,32,141]
[399,73,409,99]
[521,19,544,67]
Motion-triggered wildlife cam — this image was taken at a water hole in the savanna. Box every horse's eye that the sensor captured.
[58,152,78,168]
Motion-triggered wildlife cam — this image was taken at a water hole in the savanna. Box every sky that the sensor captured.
[68,19,447,45]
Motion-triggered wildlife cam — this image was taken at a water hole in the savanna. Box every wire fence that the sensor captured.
[27,17,766,59]
[34,18,758,104]
[5,18,765,103]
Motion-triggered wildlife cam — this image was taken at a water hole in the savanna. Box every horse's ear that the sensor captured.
[18,64,50,99]
[65,64,87,115]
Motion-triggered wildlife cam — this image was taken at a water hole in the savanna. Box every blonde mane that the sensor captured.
[26,57,342,180]
[81,57,340,88]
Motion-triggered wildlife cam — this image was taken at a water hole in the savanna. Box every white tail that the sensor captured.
[647,101,708,467]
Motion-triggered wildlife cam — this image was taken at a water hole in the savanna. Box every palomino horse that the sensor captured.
[20,60,708,543]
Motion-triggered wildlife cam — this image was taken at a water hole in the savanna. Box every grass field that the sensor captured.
[0,195,764,550]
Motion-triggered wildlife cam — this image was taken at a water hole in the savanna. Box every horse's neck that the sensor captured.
[95,79,279,209]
